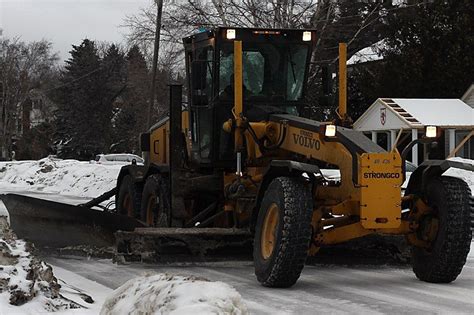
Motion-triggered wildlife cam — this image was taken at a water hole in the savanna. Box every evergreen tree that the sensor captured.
[111,45,149,153]
[348,0,474,120]
[101,44,127,151]
[55,39,107,159]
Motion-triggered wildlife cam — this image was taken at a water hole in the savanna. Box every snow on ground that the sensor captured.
[445,157,474,193]
[0,156,472,204]
[51,265,113,315]
[46,244,474,315]
[0,157,472,314]
[0,216,90,314]
[0,157,121,200]
[100,273,248,315]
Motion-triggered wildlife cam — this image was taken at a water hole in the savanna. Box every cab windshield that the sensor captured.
[219,43,309,106]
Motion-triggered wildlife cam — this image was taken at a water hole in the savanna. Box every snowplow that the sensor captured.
[2,27,473,287]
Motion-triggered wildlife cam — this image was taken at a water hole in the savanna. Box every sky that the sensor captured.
[0,0,152,62]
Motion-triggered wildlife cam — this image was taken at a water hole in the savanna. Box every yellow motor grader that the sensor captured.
[2,27,472,288]
[110,27,473,287]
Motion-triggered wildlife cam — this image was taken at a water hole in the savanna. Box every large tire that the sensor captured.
[470,196,474,231]
[140,174,170,227]
[412,176,472,283]
[254,177,313,288]
[116,175,142,218]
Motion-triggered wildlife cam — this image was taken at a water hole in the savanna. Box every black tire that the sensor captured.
[412,176,472,283]
[254,177,313,288]
[470,195,474,231]
[116,175,142,218]
[140,174,170,227]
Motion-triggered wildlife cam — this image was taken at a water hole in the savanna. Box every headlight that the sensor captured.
[226,29,236,40]
[302,31,312,42]
[425,126,438,138]
[324,124,337,137]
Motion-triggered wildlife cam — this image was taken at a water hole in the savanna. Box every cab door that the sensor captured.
[186,43,215,167]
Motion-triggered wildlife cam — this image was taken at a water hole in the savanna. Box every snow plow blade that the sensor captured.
[115,228,253,262]
[0,194,145,249]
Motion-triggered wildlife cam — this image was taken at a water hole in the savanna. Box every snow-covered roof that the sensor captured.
[354,98,474,131]
[347,40,385,65]
[462,83,474,108]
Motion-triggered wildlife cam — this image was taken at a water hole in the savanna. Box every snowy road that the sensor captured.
[46,243,474,315]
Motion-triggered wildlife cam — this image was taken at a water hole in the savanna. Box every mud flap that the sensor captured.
[0,194,145,249]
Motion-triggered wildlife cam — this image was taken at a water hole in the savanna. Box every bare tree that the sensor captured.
[122,0,424,121]
[0,38,58,159]
[122,1,416,70]
[122,0,317,70]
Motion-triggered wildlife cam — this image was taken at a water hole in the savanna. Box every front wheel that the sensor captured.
[116,175,142,218]
[254,177,313,288]
[140,174,170,227]
[411,176,472,283]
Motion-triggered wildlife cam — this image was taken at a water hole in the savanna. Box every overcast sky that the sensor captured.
[0,0,152,62]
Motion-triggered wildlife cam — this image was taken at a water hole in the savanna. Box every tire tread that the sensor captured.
[413,176,472,283]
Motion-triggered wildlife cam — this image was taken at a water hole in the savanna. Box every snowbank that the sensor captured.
[445,157,474,193]
[100,273,248,315]
[0,216,83,313]
[0,157,121,199]
[0,157,472,202]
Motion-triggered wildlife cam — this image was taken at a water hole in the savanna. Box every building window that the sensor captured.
[456,131,473,159]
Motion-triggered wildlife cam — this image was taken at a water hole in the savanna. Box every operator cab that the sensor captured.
[183,27,315,168]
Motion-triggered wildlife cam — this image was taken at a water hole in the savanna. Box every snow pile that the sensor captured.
[0,216,81,312]
[0,156,121,199]
[445,157,474,193]
[100,273,248,315]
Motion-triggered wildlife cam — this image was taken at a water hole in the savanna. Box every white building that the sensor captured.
[354,98,474,165]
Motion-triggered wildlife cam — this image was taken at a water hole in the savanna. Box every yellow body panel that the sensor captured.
[359,152,403,229]
[149,121,169,165]
[149,110,190,167]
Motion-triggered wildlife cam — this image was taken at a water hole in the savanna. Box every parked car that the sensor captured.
[93,154,144,165]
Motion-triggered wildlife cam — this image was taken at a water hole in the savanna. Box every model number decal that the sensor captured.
[293,130,320,150]
[364,172,400,179]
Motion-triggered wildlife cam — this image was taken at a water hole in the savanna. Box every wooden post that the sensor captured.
[371,131,377,143]
[147,0,164,129]
[448,130,474,158]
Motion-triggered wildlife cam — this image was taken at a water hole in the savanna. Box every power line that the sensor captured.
[43,67,103,93]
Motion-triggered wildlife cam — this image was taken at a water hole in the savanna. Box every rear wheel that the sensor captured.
[140,174,170,227]
[411,176,472,283]
[254,177,313,288]
[116,175,142,218]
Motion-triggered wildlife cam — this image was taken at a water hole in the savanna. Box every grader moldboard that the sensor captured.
[2,27,473,288]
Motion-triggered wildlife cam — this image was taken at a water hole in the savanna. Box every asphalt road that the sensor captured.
[46,242,474,315]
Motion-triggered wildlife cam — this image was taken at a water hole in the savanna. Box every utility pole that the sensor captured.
[147,0,164,129]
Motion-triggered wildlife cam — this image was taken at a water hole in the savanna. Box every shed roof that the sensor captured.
[354,98,474,131]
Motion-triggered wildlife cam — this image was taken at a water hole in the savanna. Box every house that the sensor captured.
[1,89,57,159]
[353,98,474,165]
[14,89,56,136]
